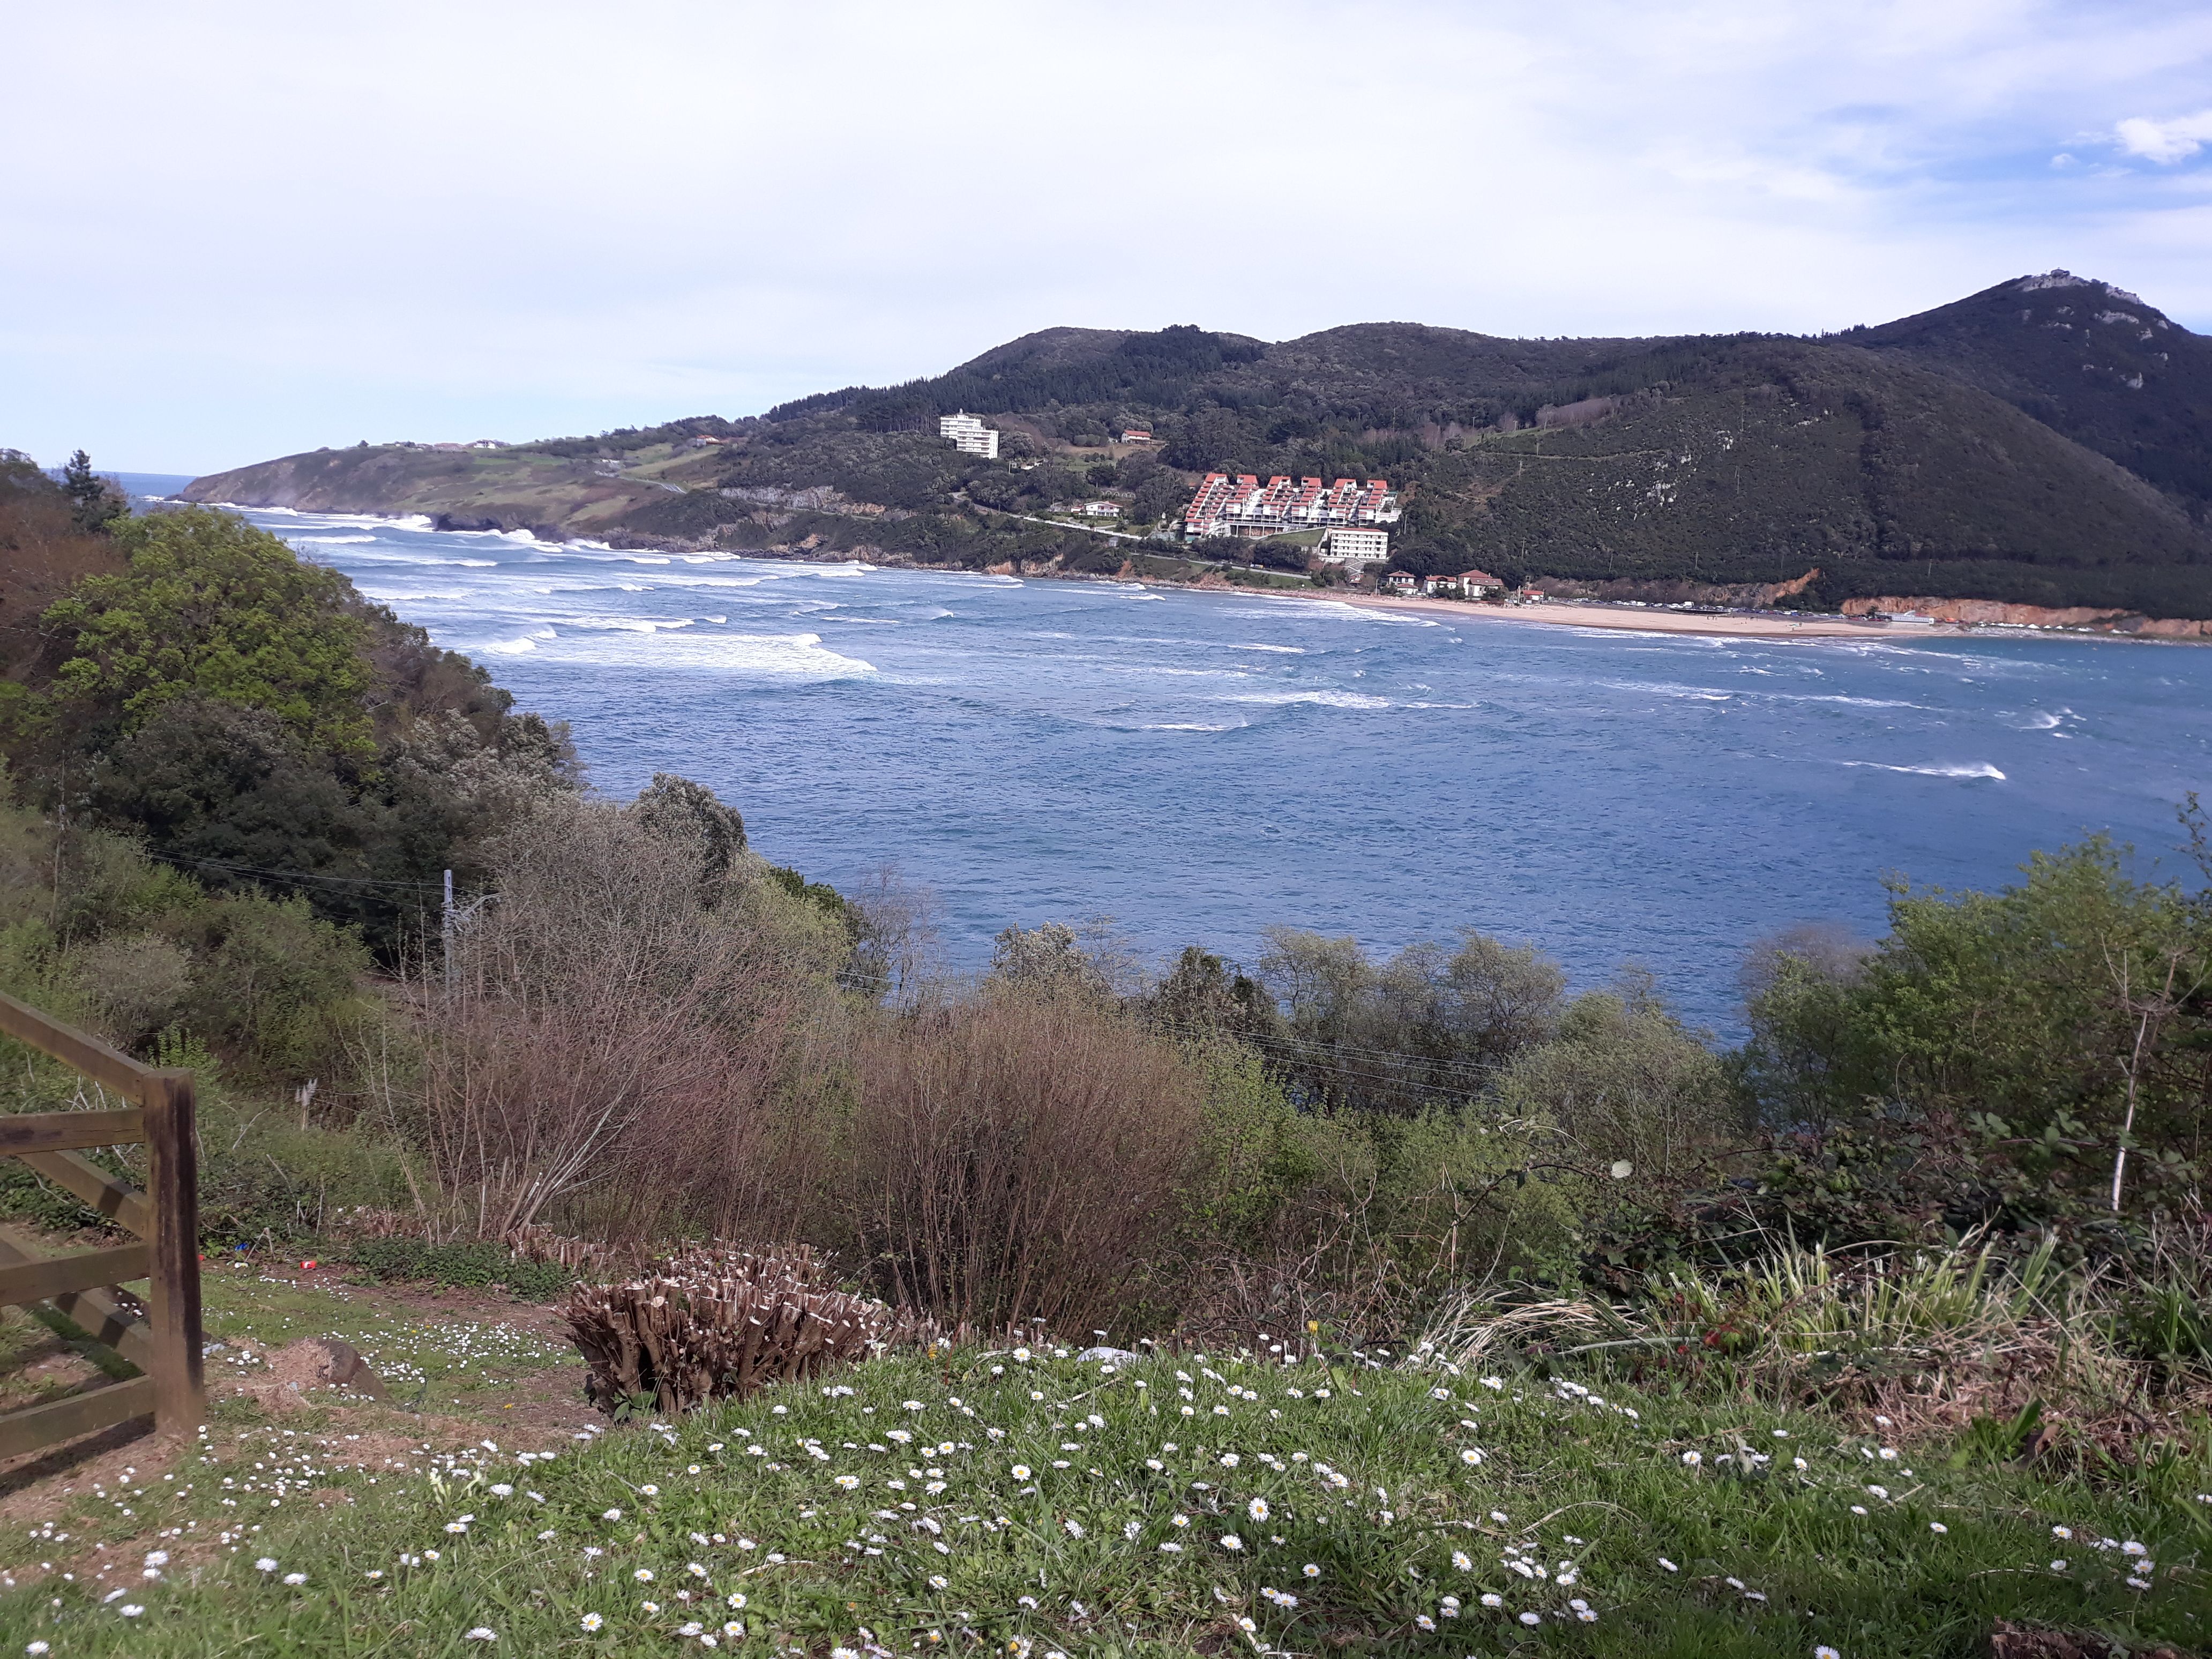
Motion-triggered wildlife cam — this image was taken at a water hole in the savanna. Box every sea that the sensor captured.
[121,476,2212,1035]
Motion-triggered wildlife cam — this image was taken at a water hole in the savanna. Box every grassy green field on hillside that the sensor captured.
[3,1277,2206,1658]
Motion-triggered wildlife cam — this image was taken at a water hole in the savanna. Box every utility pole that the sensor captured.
[442,869,455,996]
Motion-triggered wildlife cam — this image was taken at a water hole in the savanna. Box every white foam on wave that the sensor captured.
[559,614,700,634]
[1141,721,1243,732]
[1229,599,1437,627]
[255,508,440,535]
[1222,689,1393,711]
[1778,692,1928,710]
[467,628,875,677]
[1839,760,2006,780]
[1619,681,1734,702]
[295,534,379,545]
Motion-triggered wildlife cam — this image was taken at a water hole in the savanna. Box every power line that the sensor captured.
[146,850,447,894]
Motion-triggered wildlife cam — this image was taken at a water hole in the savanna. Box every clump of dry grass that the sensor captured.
[1416,1234,2212,1463]
[563,1243,936,1414]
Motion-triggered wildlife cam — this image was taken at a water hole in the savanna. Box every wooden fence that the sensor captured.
[0,990,203,1461]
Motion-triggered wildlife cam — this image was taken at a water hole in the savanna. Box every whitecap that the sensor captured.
[473,629,874,677]
[1839,761,2006,780]
[481,637,537,655]
[559,615,699,634]
[1222,690,1393,711]
[1141,722,1241,731]
[294,534,379,545]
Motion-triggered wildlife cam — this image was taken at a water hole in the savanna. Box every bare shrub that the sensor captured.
[563,1244,933,1414]
[843,990,1203,1334]
[418,795,848,1243]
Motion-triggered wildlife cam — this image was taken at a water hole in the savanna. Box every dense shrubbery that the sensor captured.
[2,495,580,953]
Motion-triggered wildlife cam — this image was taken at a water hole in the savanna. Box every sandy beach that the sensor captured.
[1311,588,1937,640]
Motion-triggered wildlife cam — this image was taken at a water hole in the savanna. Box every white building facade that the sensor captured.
[1317,526,1389,565]
[939,412,1000,459]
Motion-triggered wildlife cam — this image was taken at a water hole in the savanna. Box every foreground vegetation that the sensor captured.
[4,1321,2209,1657]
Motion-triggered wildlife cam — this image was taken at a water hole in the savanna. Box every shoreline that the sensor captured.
[203,495,2189,647]
[1303,589,1919,640]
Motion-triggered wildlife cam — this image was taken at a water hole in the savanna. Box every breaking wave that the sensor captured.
[1839,760,2006,780]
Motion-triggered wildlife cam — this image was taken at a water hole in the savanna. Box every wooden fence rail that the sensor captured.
[0,990,202,1462]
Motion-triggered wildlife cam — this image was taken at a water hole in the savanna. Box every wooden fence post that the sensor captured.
[144,1070,203,1438]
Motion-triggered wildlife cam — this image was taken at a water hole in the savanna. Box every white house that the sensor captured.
[939,412,1000,460]
[1078,500,1122,518]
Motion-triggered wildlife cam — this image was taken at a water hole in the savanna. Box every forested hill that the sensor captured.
[184,271,2212,619]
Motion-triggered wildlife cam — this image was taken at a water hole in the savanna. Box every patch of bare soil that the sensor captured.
[1990,1622,2200,1658]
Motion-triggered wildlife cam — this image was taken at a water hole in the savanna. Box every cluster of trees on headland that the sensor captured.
[5,462,2210,1358]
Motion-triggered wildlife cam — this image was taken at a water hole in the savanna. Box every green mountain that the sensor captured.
[1854,270,2211,515]
[182,272,2212,619]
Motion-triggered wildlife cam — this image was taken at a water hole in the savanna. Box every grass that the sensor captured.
[196,1260,580,1415]
[1,1279,2208,1659]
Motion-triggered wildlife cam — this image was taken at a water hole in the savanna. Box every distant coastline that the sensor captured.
[204,495,2172,647]
[1306,589,1910,640]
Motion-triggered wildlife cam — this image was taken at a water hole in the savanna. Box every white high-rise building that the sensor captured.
[939,412,1000,460]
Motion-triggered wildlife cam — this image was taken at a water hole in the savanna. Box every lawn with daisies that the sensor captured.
[2,1340,2208,1658]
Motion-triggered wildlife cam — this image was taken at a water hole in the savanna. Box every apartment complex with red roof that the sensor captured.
[1183,473,1400,540]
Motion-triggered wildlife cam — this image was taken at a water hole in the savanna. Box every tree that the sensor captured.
[1493,976,1739,1182]
[59,450,124,533]
[44,507,377,764]
[629,773,748,887]
[1148,945,1278,1041]
[1131,470,1189,529]
[1738,838,2212,1228]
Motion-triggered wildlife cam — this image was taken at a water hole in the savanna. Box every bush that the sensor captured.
[422,795,847,1243]
[1491,975,1743,1183]
[842,990,1204,1334]
[338,1237,572,1302]
[563,1244,931,1415]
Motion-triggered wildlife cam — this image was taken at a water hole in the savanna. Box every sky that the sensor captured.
[5,0,2212,474]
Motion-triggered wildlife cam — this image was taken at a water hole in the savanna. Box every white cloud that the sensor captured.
[2117,109,2212,163]
[4,0,2212,470]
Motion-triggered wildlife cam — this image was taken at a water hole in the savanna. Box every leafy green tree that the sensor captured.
[44,507,376,763]
[1740,838,2211,1229]
[87,697,369,877]
[1494,974,1740,1182]
[1131,469,1190,529]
